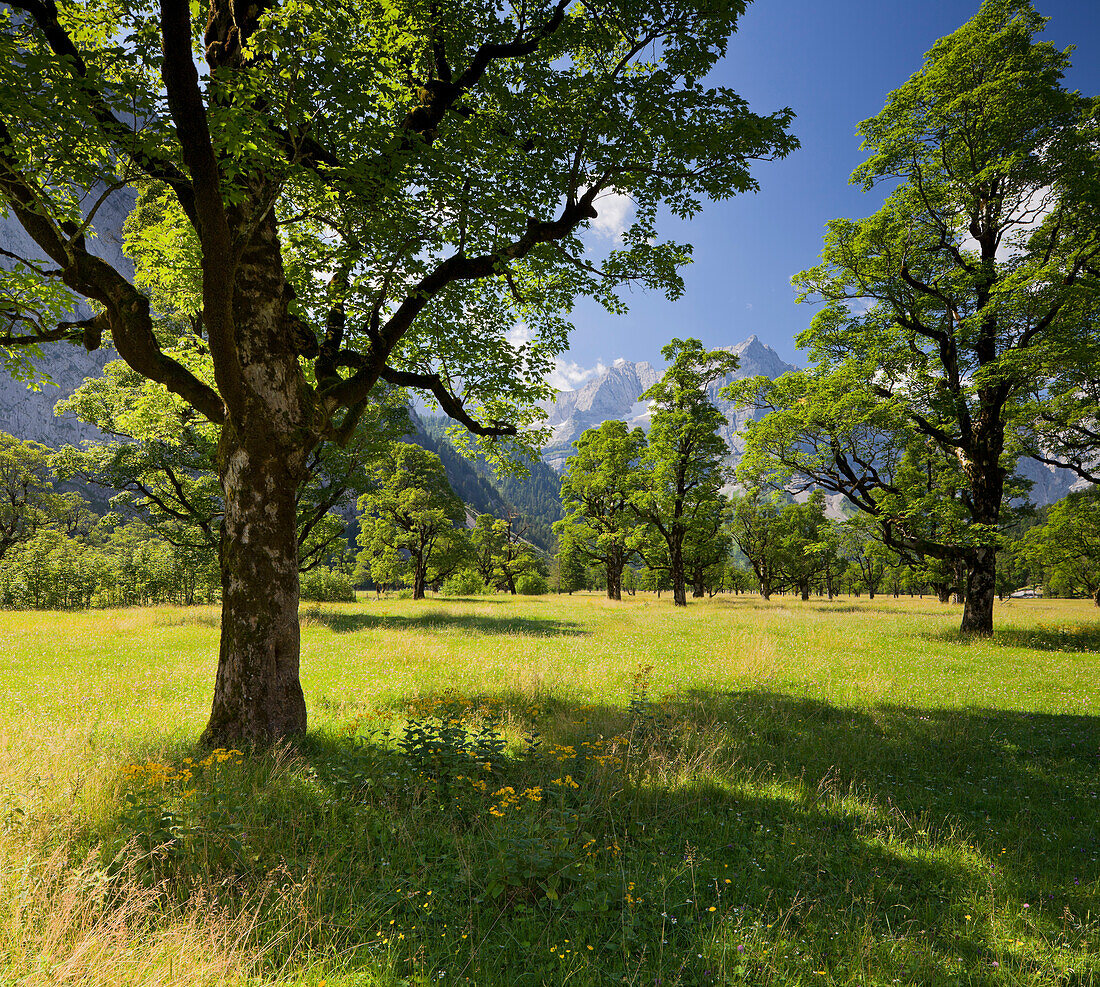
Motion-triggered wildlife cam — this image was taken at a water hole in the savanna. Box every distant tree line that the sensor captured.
[551,339,1100,607]
[0,422,556,608]
[353,441,548,598]
[0,341,557,608]
[552,338,737,606]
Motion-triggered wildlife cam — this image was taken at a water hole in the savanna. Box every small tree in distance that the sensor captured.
[471,513,542,595]
[1022,488,1100,606]
[630,339,738,607]
[0,431,68,560]
[356,443,468,600]
[730,489,784,600]
[556,531,591,595]
[555,420,646,601]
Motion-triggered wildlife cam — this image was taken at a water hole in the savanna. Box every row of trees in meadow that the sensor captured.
[553,339,736,606]
[0,421,550,608]
[0,430,218,608]
[722,1,1100,636]
[556,0,1100,631]
[0,0,1097,742]
[552,335,1100,608]
[354,441,546,597]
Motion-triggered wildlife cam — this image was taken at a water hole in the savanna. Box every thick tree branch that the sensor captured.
[0,121,226,423]
[379,367,517,437]
[159,0,243,415]
[324,186,602,412]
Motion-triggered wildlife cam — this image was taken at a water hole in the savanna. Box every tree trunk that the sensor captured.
[960,547,996,636]
[202,203,315,747]
[670,539,686,606]
[606,561,622,601]
[935,584,951,604]
[1093,587,1099,607]
[692,568,705,598]
[799,581,809,601]
[413,564,427,600]
[204,422,309,746]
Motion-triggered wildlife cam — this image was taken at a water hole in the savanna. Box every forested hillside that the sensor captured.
[419,416,561,550]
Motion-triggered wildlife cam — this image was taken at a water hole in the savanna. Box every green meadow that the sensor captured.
[1,594,1098,986]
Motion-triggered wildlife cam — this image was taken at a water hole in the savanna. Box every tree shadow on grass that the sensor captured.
[300,607,587,637]
[922,622,1100,652]
[94,688,1100,986]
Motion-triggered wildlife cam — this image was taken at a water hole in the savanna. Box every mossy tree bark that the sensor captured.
[201,204,317,746]
[205,422,310,745]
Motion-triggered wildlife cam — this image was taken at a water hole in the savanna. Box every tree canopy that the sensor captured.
[631,338,737,606]
[356,442,467,600]
[555,419,645,601]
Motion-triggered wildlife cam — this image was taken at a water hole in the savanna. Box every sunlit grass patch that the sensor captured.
[1,593,1098,984]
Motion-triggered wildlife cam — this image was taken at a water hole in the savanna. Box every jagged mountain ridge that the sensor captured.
[540,337,1085,510]
[541,335,798,471]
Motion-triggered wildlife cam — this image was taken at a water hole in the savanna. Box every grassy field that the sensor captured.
[1,593,1098,985]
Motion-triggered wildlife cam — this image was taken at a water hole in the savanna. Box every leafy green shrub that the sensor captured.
[517,573,549,595]
[299,567,356,602]
[439,568,487,596]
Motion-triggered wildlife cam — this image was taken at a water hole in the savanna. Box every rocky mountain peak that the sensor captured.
[726,334,794,380]
[541,339,799,470]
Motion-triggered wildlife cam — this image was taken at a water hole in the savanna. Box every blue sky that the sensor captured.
[551,0,1100,389]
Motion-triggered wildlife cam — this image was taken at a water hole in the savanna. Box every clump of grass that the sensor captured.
[0,843,256,986]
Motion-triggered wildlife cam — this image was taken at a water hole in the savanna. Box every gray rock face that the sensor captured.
[542,359,661,465]
[707,335,800,466]
[0,188,134,448]
[1017,456,1091,503]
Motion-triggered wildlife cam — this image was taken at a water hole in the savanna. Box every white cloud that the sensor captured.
[548,358,609,391]
[589,191,635,240]
[506,322,534,348]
